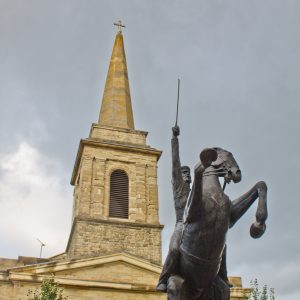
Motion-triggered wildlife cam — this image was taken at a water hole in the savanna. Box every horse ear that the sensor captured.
[200,148,218,168]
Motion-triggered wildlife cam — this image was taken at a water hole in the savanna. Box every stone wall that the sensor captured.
[0,274,249,300]
[0,283,166,300]
[67,219,162,264]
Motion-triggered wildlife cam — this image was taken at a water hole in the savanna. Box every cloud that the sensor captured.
[0,142,73,259]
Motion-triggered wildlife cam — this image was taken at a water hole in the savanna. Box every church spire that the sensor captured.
[98,22,135,129]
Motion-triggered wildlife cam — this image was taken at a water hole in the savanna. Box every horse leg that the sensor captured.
[198,277,230,300]
[230,181,268,238]
[167,275,185,300]
[157,229,182,292]
[211,276,231,300]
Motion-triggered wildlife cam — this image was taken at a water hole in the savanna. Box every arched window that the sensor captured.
[109,169,129,219]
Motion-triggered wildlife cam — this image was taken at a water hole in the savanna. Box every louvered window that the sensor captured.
[109,169,129,219]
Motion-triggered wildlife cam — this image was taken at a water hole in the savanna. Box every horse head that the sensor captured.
[206,147,242,184]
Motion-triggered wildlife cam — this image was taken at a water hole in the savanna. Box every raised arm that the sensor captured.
[171,126,183,187]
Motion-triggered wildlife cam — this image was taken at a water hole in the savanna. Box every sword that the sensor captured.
[175,78,180,126]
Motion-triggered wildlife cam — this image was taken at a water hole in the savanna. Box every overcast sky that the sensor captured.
[0,1,299,299]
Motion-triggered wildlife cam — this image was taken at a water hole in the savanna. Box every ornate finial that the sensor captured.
[114,20,126,33]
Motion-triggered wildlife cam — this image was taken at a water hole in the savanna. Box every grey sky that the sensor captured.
[0,1,299,299]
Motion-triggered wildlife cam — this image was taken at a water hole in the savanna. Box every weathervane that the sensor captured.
[37,238,46,258]
[114,20,125,33]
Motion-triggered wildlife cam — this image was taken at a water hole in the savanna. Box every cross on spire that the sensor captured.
[114,20,126,33]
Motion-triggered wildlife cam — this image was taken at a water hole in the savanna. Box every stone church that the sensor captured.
[0,27,249,299]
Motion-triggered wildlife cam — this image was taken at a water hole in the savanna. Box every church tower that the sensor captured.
[66,26,163,265]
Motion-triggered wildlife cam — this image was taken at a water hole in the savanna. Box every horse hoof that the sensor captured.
[250,222,266,238]
[200,148,218,168]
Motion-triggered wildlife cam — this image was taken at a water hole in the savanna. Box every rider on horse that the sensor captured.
[156,125,191,291]
[157,126,231,293]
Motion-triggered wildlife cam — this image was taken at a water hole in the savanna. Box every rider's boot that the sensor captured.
[218,245,233,288]
[156,281,167,292]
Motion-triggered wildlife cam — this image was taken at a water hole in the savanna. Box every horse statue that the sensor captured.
[167,147,268,300]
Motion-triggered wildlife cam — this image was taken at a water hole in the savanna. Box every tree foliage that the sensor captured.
[27,278,68,300]
[244,279,275,300]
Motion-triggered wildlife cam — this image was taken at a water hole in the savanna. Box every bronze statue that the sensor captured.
[157,126,232,293]
[159,140,268,299]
